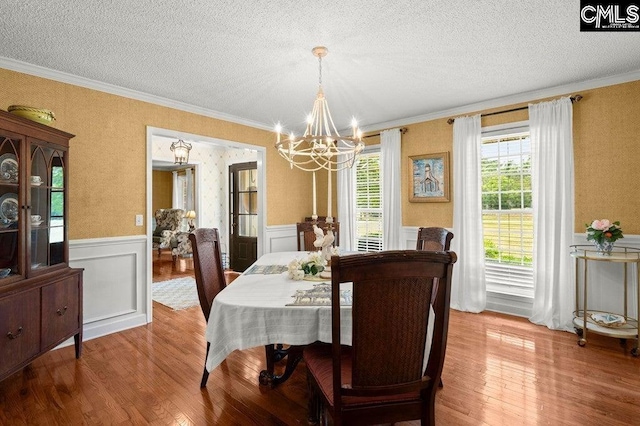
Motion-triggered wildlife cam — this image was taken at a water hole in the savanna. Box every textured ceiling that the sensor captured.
[1,0,640,134]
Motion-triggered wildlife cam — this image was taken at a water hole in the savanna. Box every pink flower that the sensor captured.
[591,219,611,231]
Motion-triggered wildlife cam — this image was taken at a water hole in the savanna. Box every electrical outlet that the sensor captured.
[135,214,143,226]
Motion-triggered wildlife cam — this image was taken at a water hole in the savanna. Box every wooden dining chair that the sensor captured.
[415,227,453,390]
[416,227,454,251]
[189,228,228,388]
[304,250,457,426]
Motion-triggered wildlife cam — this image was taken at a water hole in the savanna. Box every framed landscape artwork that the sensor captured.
[409,152,450,202]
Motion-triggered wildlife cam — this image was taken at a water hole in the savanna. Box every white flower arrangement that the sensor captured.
[288,252,327,280]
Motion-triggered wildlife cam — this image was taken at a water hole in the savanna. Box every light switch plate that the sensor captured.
[135,214,143,226]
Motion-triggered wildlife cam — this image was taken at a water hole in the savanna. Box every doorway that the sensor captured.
[146,127,266,323]
[229,162,258,271]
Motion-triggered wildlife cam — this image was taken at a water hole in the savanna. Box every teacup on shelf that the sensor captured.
[31,175,42,185]
[31,214,41,223]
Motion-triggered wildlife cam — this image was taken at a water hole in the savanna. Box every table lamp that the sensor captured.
[185,210,196,232]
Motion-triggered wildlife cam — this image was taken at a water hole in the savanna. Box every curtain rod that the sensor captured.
[446,95,583,125]
[363,127,408,139]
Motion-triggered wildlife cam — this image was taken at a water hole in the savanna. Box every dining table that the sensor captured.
[204,250,434,387]
[204,251,352,386]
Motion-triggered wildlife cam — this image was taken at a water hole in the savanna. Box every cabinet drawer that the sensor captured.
[41,276,80,350]
[0,289,41,378]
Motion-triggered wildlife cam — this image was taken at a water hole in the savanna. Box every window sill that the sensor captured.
[486,290,533,318]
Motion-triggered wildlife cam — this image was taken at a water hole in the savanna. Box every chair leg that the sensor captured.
[200,342,211,388]
[307,370,321,425]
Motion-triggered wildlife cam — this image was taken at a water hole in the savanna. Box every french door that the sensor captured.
[229,162,257,271]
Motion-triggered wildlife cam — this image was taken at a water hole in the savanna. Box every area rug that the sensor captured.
[152,277,199,310]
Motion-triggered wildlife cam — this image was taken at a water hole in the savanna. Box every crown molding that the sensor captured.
[0,56,272,131]
[3,56,639,135]
[361,69,640,133]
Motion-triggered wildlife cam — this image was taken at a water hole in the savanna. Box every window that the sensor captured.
[354,149,383,252]
[481,128,534,298]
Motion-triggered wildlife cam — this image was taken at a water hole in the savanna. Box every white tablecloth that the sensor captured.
[205,251,353,372]
[204,251,434,374]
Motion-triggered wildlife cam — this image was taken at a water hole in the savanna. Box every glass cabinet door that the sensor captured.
[30,143,66,271]
[0,132,22,281]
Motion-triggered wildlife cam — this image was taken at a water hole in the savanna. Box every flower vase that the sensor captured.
[594,240,614,255]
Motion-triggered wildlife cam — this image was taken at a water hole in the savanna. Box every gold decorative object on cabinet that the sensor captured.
[7,105,56,125]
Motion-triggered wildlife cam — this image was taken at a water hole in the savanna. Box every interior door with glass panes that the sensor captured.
[229,162,257,272]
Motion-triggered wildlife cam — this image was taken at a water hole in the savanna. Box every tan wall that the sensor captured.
[2,67,638,237]
[0,68,311,239]
[400,79,640,235]
[152,170,173,212]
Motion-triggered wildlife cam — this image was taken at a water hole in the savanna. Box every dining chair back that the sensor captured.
[296,221,340,252]
[189,228,227,387]
[416,227,453,251]
[303,250,457,426]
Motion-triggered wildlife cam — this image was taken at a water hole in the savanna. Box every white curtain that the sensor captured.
[172,171,181,209]
[186,168,194,211]
[337,158,355,251]
[381,128,402,250]
[451,115,486,313]
[529,97,575,331]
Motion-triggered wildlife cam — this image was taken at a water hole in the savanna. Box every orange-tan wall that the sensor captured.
[2,67,639,237]
[397,79,640,234]
[0,68,312,239]
[152,170,173,213]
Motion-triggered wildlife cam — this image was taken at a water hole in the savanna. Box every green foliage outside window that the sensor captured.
[481,135,533,267]
[481,158,531,210]
[355,156,380,209]
[51,166,64,217]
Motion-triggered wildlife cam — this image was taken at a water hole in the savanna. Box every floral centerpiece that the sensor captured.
[586,219,623,254]
[288,252,326,280]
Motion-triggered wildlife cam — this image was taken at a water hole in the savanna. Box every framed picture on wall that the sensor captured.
[409,152,450,202]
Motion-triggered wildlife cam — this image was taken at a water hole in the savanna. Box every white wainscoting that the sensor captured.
[68,235,149,344]
[62,228,637,347]
[265,224,298,253]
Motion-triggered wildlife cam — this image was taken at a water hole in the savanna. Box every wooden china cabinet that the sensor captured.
[0,109,83,382]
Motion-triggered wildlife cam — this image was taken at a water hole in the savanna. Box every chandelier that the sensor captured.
[275,46,364,172]
[170,139,192,165]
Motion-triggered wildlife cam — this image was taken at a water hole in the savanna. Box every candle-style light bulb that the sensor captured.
[275,123,282,145]
[351,117,358,138]
[306,114,313,136]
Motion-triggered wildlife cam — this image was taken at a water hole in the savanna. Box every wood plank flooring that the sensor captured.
[2,254,639,425]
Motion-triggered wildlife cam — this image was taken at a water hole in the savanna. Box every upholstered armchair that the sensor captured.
[152,208,185,257]
[172,232,193,262]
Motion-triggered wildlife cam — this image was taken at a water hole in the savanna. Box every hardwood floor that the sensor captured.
[1,256,639,424]
[153,250,195,282]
